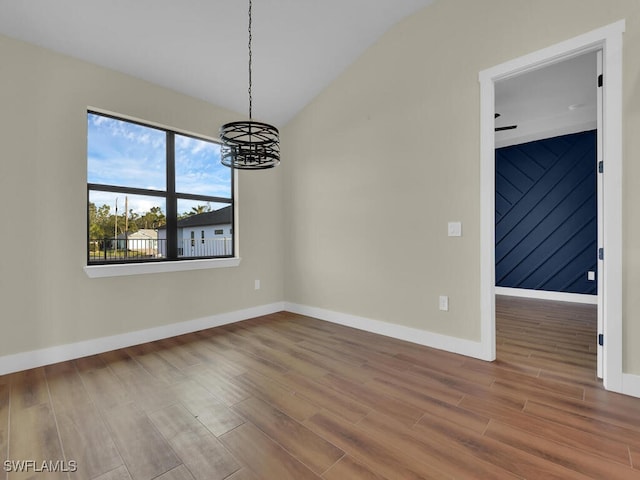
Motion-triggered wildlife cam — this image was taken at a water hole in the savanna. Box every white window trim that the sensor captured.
[84,257,241,278]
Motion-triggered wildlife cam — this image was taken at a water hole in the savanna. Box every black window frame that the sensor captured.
[87,110,235,265]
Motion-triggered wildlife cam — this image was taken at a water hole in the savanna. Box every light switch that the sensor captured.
[439,295,449,311]
[448,222,462,237]
[587,271,596,281]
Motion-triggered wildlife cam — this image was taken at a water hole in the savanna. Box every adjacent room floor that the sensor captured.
[2,296,639,479]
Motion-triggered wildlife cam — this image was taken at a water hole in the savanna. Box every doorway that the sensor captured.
[494,52,600,376]
[478,20,624,393]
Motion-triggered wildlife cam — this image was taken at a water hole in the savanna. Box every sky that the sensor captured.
[87,113,231,216]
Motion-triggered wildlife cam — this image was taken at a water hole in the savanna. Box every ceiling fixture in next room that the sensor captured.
[494,113,518,132]
[220,0,280,170]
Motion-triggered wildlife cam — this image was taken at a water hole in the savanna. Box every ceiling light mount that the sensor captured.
[220,0,280,170]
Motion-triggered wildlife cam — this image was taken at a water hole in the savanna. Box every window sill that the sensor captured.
[84,257,241,278]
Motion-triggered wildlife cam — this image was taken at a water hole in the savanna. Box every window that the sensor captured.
[87,111,234,264]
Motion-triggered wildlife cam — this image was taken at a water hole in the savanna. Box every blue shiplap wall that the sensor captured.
[495,130,597,295]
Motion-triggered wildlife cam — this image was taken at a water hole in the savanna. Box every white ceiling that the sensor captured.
[495,51,598,148]
[0,0,436,126]
[0,2,598,137]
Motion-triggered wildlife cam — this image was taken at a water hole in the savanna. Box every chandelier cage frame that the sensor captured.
[219,0,280,170]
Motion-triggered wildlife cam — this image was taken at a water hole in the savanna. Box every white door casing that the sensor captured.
[479,20,624,393]
[596,49,604,380]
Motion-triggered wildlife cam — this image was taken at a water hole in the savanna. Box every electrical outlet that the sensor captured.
[254,279,261,290]
[587,271,596,281]
[439,295,449,311]
[447,222,462,237]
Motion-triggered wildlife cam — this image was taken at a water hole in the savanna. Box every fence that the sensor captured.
[176,237,233,257]
[89,237,232,262]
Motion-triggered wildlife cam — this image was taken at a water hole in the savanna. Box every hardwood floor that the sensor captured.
[2,296,640,479]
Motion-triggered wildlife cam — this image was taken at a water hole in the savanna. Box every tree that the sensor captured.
[136,206,166,229]
[87,202,111,240]
[88,203,167,252]
[88,202,101,251]
[190,204,211,215]
[178,204,211,220]
[127,209,140,233]
[88,202,114,250]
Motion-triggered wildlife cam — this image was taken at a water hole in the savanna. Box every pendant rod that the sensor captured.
[248,0,253,119]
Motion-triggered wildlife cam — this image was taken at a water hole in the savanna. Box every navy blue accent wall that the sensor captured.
[495,130,597,295]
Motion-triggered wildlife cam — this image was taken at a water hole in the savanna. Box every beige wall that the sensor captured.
[0,35,284,357]
[3,0,640,376]
[283,0,640,372]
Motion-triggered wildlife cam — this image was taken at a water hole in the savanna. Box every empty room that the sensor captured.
[1,1,640,479]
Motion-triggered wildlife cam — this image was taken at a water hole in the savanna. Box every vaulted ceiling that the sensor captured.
[0,0,436,126]
[0,1,597,136]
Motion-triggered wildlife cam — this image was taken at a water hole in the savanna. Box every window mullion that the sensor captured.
[166,132,178,259]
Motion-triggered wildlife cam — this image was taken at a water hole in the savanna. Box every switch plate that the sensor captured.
[587,271,595,281]
[448,222,462,237]
[255,279,261,290]
[439,295,449,311]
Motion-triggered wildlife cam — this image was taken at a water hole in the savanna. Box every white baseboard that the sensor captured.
[284,302,488,360]
[284,302,640,398]
[4,299,638,399]
[622,373,640,398]
[0,302,286,376]
[495,287,597,305]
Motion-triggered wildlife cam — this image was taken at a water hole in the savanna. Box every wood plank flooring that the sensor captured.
[2,296,640,479]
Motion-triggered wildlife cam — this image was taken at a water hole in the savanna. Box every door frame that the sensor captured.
[478,20,624,393]
[596,49,604,379]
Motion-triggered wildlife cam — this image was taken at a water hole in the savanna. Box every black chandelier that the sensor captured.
[220,0,280,170]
